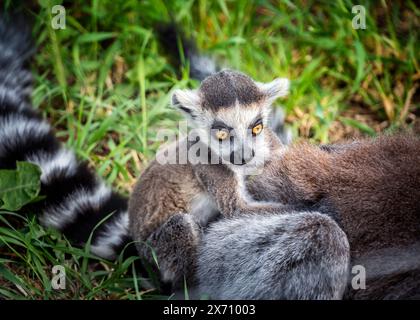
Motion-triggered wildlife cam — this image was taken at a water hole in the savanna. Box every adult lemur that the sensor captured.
[2,12,419,299]
[193,134,420,299]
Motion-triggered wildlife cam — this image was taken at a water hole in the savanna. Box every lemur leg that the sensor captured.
[197,211,350,299]
[140,213,202,289]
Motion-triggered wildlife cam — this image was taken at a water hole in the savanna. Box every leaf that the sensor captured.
[340,117,377,136]
[0,162,42,211]
[77,32,117,44]
[351,40,367,93]
[39,0,63,8]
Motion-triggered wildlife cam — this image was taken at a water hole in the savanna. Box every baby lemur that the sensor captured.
[128,70,350,298]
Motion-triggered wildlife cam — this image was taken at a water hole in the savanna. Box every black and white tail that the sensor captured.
[0,14,129,260]
[156,23,218,81]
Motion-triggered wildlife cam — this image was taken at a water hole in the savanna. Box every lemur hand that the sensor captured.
[193,163,295,217]
[193,164,242,217]
[193,164,234,189]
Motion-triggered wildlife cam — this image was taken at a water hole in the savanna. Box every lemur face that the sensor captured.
[171,70,289,170]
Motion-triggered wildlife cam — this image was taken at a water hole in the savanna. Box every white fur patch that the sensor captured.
[171,89,201,119]
[40,182,112,230]
[0,69,33,108]
[212,103,271,170]
[0,115,51,153]
[190,192,220,226]
[257,78,290,103]
[27,148,78,183]
[90,210,130,259]
[190,54,217,79]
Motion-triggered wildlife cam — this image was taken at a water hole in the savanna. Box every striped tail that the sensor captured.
[156,23,218,81]
[0,13,130,260]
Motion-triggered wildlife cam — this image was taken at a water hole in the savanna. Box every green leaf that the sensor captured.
[0,162,42,211]
[351,40,367,93]
[77,32,117,44]
[39,0,63,8]
[340,117,377,136]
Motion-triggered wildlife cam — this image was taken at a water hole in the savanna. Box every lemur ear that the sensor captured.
[171,89,201,120]
[258,78,290,103]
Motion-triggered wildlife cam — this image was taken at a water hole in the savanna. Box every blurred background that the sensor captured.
[1,0,419,299]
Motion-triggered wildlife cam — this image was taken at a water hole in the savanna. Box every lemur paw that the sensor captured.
[142,213,202,288]
[193,164,233,190]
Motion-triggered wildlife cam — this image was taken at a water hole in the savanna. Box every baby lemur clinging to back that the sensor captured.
[128,70,350,298]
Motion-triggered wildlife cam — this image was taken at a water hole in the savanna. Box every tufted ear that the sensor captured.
[171,89,202,120]
[258,78,290,104]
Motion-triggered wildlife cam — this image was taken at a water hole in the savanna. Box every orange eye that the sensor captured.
[215,129,229,141]
[252,123,263,136]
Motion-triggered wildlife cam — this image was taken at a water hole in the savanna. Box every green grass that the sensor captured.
[1,0,419,299]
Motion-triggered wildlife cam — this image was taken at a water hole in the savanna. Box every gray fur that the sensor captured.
[199,70,264,111]
[197,212,350,299]
[270,107,293,145]
[346,241,420,299]
[140,213,202,286]
[190,53,218,82]
[193,133,420,299]
[192,161,350,300]
[190,192,220,227]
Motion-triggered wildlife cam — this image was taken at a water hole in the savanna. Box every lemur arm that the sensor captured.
[193,164,293,216]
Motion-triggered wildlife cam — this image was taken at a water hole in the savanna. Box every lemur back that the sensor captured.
[247,134,420,256]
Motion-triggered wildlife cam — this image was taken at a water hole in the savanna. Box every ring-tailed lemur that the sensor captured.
[5,12,418,300]
[156,23,292,145]
[0,12,302,287]
[193,133,420,299]
[128,69,352,299]
[0,13,130,260]
[140,22,420,300]
[0,11,347,298]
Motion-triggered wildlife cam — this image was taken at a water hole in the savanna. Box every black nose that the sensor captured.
[230,150,255,165]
